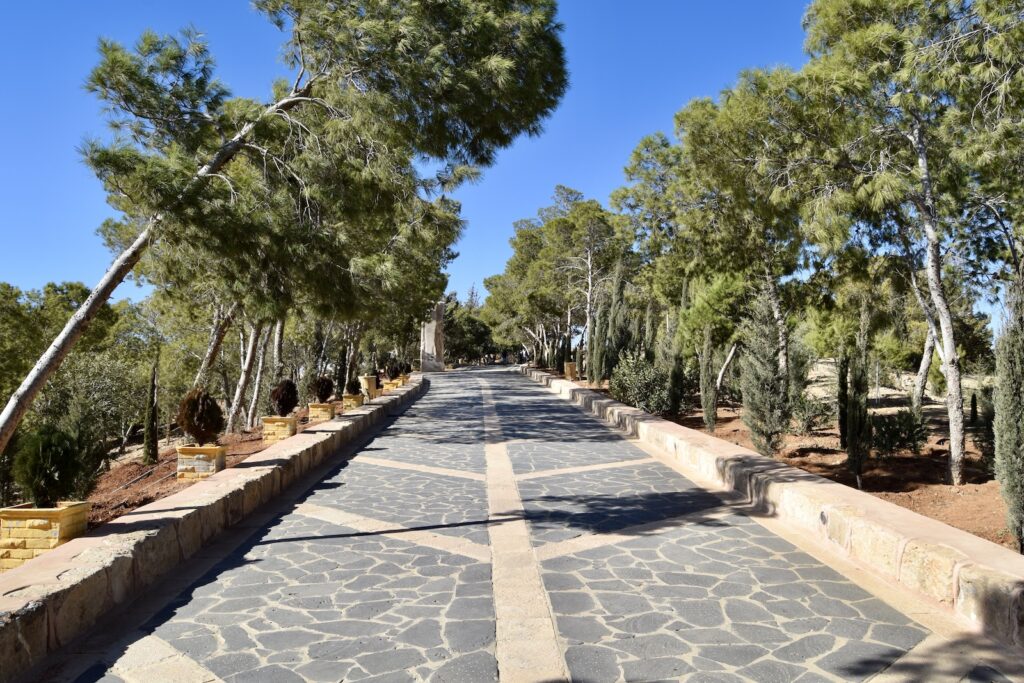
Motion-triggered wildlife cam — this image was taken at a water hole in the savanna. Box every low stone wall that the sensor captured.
[0,376,427,683]
[518,366,1024,652]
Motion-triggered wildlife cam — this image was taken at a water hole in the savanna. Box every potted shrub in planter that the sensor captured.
[358,357,379,400]
[263,379,299,442]
[0,425,91,571]
[307,376,335,421]
[342,377,364,409]
[383,362,402,392]
[175,388,227,480]
[399,361,411,385]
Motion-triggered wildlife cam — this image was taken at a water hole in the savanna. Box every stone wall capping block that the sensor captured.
[0,377,427,683]
[518,366,1024,652]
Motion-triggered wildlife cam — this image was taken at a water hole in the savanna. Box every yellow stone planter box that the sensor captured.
[383,379,402,392]
[176,444,226,480]
[308,403,335,421]
[358,375,378,400]
[399,374,410,385]
[0,501,91,572]
[262,416,297,443]
[342,394,364,410]
[564,361,578,381]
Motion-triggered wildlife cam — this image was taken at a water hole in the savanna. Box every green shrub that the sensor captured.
[345,377,362,396]
[270,379,299,417]
[609,350,670,415]
[791,394,833,436]
[309,376,334,403]
[176,388,225,445]
[13,424,81,508]
[870,409,926,457]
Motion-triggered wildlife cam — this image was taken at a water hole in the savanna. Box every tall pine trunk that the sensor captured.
[193,302,239,389]
[911,328,934,415]
[246,329,271,429]
[227,322,265,433]
[911,124,965,485]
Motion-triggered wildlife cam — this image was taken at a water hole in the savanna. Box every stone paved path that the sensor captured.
[56,368,1009,683]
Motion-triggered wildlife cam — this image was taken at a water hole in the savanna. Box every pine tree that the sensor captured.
[995,294,1024,553]
[740,295,790,456]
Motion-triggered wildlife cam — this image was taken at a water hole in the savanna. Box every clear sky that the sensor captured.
[0,1,810,303]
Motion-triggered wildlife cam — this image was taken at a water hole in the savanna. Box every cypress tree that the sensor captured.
[588,303,606,385]
[995,293,1024,553]
[837,355,849,449]
[970,391,978,425]
[142,355,159,466]
[846,351,870,489]
[700,327,718,432]
[739,294,790,456]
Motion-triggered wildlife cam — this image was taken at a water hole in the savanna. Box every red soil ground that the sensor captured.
[86,402,339,528]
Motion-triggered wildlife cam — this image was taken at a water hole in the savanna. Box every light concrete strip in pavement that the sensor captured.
[354,454,487,481]
[515,456,657,481]
[481,381,569,683]
[107,634,223,683]
[293,501,491,562]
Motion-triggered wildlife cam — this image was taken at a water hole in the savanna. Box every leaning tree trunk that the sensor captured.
[227,322,265,433]
[911,328,935,415]
[913,125,966,485]
[0,82,319,456]
[193,301,240,389]
[246,329,271,429]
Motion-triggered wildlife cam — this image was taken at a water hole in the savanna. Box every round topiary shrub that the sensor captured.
[270,379,299,417]
[309,376,334,403]
[345,377,362,396]
[177,388,225,445]
[12,424,81,508]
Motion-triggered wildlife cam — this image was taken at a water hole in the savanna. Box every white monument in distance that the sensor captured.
[420,301,445,372]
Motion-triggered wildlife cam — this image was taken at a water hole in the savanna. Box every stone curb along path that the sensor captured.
[518,366,1024,654]
[0,377,429,683]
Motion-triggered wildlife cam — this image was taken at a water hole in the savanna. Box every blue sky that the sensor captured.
[0,1,809,303]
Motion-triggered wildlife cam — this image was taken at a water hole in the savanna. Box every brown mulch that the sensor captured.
[86,402,343,528]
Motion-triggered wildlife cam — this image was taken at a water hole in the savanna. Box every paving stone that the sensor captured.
[430,651,498,682]
[564,645,621,683]
[443,619,494,652]
[621,656,695,681]
[772,634,836,662]
[735,659,808,682]
[816,641,907,679]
